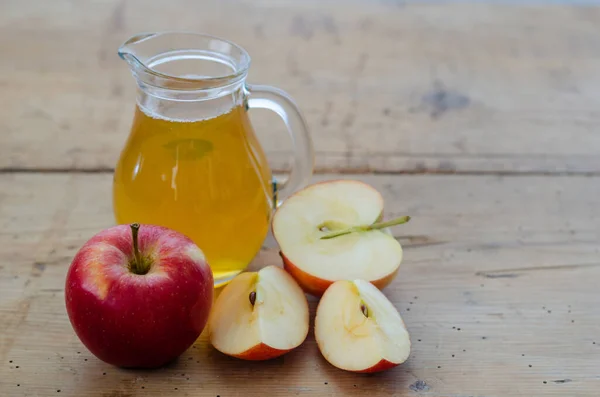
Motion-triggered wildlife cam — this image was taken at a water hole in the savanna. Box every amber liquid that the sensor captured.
[113,104,273,285]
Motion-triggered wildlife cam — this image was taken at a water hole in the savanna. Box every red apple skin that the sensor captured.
[281,253,332,297]
[354,359,398,373]
[233,343,291,361]
[65,224,213,368]
[281,253,398,297]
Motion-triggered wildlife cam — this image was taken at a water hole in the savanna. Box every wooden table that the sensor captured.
[2,1,599,396]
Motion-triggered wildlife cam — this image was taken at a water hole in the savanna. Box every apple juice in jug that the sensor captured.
[113,104,273,284]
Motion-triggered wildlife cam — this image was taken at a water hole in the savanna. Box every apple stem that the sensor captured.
[319,215,411,240]
[129,223,148,275]
[249,291,257,306]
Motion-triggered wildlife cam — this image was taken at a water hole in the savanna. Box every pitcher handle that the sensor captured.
[246,84,314,205]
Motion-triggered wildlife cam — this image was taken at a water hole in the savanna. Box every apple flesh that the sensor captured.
[273,180,404,296]
[315,279,411,373]
[65,224,213,368]
[208,265,309,360]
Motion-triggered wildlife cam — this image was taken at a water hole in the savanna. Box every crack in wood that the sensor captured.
[394,234,447,249]
[3,168,600,177]
[478,273,520,279]
[477,262,600,277]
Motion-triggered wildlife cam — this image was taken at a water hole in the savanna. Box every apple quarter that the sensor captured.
[315,279,411,373]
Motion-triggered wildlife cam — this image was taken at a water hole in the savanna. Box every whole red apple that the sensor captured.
[65,223,213,368]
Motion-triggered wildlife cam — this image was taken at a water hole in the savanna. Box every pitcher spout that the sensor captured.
[118,32,156,73]
[117,31,250,92]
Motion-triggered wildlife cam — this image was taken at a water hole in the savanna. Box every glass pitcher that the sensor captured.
[114,32,314,286]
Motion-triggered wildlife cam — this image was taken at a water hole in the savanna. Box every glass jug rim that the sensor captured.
[118,31,251,91]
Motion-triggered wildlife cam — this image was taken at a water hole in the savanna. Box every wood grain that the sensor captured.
[2,0,600,174]
[1,173,599,396]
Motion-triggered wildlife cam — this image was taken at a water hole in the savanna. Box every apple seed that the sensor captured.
[360,303,368,317]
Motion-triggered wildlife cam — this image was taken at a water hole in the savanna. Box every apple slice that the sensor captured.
[315,279,411,373]
[273,180,406,296]
[208,265,309,360]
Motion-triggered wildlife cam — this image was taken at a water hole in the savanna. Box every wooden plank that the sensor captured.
[2,1,600,173]
[1,173,599,396]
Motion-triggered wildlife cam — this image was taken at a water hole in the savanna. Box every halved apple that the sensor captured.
[208,265,309,360]
[272,180,404,296]
[315,279,411,373]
